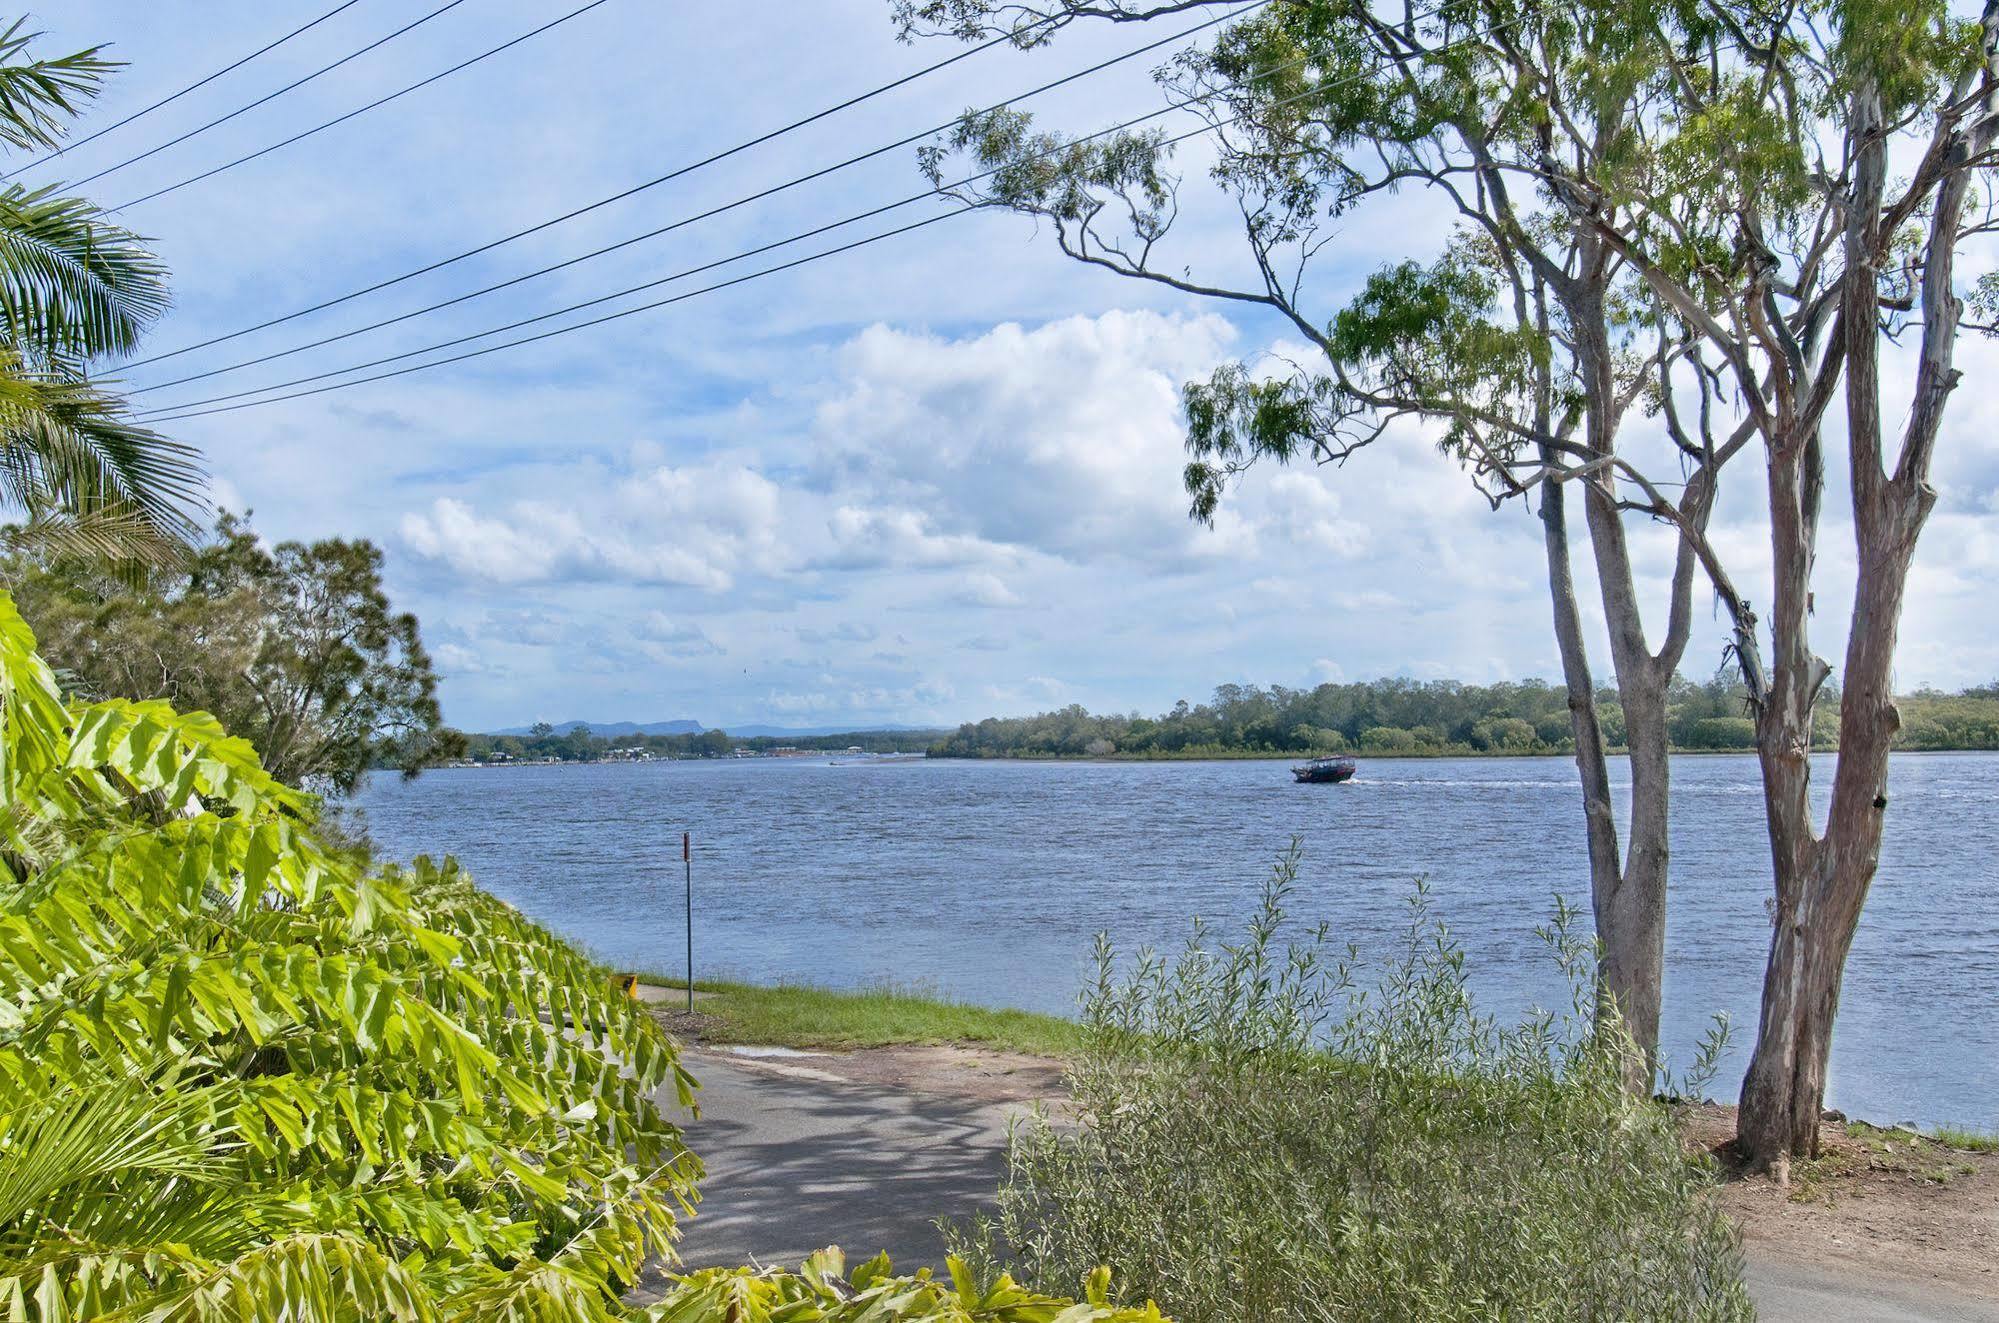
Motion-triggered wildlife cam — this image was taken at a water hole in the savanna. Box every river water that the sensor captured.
[353,751,1998,1128]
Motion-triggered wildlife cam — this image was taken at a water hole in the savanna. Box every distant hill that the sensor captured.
[485,719,935,739]
[724,723,935,739]
[492,719,703,737]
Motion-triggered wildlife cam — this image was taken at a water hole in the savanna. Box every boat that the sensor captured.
[1292,756,1357,784]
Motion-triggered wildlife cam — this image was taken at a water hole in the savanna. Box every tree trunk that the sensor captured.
[1739,520,1918,1171]
[1604,686,1669,1076]
[1567,276,1674,1083]
[1535,464,1625,990]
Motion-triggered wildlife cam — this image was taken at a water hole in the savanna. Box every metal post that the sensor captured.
[683,831,693,1012]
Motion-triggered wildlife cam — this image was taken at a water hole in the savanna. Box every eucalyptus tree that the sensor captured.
[1549,0,1999,1169]
[895,0,1754,1080]
[899,0,1999,1167]
[0,19,201,561]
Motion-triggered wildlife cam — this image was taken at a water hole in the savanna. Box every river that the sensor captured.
[353,750,1998,1129]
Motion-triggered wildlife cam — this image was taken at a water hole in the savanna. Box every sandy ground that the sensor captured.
[1684,1104,1999,1313]
[643,1016,1999,1320]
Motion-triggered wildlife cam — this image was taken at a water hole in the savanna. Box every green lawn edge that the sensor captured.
[632,974,1084,1058]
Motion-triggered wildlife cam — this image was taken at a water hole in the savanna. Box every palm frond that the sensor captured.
[0,1073,223,1228]
[0,361,205,550]
[0,185,170,362]
[2,505,190,572]
[0,20,116,154]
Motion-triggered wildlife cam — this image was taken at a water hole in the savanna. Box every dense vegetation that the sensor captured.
[0,591,1144,1321]
[929,678,1999,759]
[954,847,1751,1321]
[3,511,461,794]
[461,725,942,764]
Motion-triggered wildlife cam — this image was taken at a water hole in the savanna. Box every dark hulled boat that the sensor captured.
[1292,756,1357,784]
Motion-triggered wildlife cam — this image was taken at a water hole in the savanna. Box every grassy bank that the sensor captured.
[635,975,1083,1057]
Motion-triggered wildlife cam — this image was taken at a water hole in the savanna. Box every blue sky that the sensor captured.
[23,1,1999,732]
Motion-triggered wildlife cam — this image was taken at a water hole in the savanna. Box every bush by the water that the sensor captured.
[954,846,1752,1322]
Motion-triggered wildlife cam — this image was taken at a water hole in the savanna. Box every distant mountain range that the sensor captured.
[491,720,704,737]
[487,719,938,738]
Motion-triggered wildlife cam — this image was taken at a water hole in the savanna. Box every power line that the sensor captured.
[65,0,475,195]
[134,0,1558,426]
[109,0,619,212]
[115,1,1262,376]
[1,0,367,182]
[138,209,970,424]
[133,60,1321,423]
[127,3,1263,397]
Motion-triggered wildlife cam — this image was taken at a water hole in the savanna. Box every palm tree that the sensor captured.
[0,18,201,563]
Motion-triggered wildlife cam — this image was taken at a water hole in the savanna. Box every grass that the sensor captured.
[1785,1120,1988,1201]
[1931,1124,1999,1153]
[632,974,1084,1058]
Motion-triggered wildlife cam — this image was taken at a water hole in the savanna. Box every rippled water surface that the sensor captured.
[354,752,1999,1127]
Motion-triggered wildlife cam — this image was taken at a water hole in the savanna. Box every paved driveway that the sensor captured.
[655,1048,1999,1322]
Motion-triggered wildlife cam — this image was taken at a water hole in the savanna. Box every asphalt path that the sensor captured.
[654,1048,1999,1321]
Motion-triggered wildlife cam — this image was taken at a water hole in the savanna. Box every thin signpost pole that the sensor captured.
[683,831,693,1012]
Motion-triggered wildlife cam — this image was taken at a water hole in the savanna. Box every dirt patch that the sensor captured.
[1681,1103,1999,1301]
[654,1006,1066,1106]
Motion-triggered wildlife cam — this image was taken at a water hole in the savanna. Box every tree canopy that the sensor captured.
[925,674,1999,758]
[3,511,460,795]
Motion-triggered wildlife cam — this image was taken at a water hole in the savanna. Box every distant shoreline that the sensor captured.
[409,746,1996,771]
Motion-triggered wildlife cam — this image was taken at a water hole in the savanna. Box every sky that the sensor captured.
[21,1,1999,733]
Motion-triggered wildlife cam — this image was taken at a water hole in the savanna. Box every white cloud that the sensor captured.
[814,311,1241,564]
[953,572,1025,608]
[400,461,785,590]
[820,505,1007,570]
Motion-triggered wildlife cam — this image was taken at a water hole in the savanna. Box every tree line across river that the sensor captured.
[924,677,1999,760]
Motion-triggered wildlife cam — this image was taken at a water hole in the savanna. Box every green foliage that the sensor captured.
[955,848,1751,1321]
[0,589,701,1319]
[0,22,199,560]
[0,591,1148,1321]
[5,510,458,794]
[1896,686,1999,750]
[643,1247,1161,1321]
[1681,717,1757,750]
[929,672,1998,759]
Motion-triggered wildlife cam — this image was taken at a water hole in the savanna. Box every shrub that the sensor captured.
[1470,715,1536,751]
[0,592,1147,1322]
[647,1249,1163,1321]
[0,591,699,1317]
[1359,725,1417,751]
[956,845,1752,1322]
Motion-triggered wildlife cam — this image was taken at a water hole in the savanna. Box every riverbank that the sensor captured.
[642,986,1999,1315]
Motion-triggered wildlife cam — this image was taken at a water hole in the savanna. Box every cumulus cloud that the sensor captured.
[814,311,1241,563]
[400,462,785,590]
[819,505,1007,570]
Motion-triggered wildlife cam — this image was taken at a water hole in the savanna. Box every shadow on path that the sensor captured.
[658,1051,1018,1272]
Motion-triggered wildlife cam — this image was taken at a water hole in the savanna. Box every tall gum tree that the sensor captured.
[1547,0,1999,1169]
[898,0,1999,1165]
[896,0,1761,1080]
